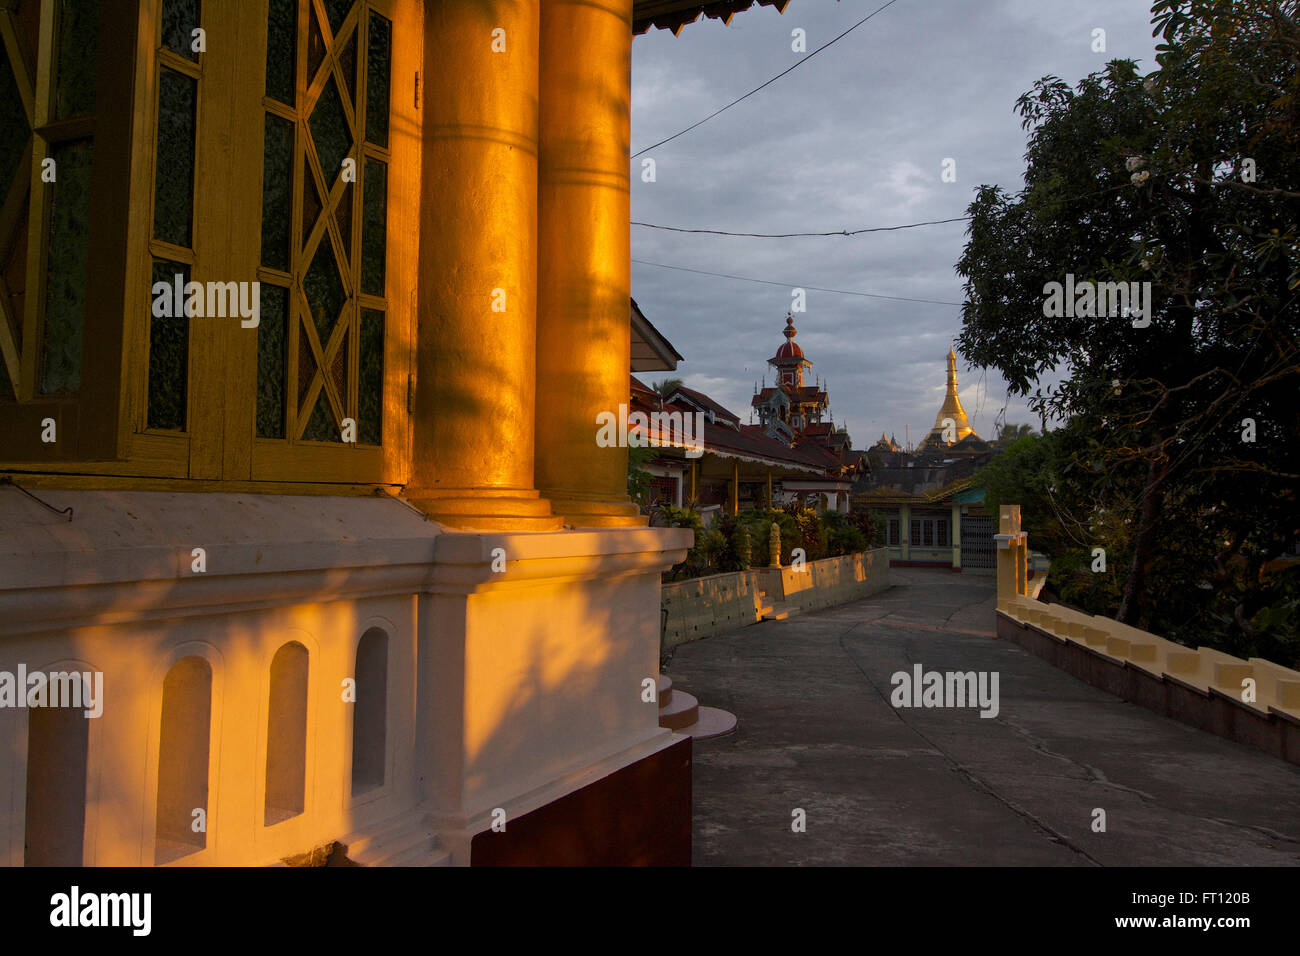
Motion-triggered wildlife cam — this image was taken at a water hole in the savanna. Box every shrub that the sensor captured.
[784,504,826,560]
[827,523,869,555]
[737,508,803,566]
[714,514,752,573]
[661,505,877,580]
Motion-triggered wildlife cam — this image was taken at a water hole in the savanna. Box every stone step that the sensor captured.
[339,816,443,867]
[338,815,413,859]
[658,689,699,730]
[656,673,673,707]
[761,602,799,622]
[381,837,452,867]
[676,705,737,740]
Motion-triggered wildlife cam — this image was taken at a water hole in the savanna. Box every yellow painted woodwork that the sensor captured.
[0,0,419,491]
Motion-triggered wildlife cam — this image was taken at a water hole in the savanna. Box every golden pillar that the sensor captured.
[731,461,739,516]
[534,0,644,528]
[407,1,560,531]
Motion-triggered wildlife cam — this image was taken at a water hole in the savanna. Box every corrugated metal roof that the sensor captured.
[632,0,790,36]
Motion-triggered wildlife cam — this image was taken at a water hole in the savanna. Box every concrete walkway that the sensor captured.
[667,568,1300,866]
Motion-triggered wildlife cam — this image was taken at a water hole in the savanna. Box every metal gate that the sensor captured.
[960,515,995,570]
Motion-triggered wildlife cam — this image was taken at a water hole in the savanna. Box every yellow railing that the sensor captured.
[995,504,1300,721]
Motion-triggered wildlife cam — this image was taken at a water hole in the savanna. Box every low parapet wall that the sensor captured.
[661,550,890,651]
[997,595,1300,766]
[755,549,890,613]
[662,570,762,650]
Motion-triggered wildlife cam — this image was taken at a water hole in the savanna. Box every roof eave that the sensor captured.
[632,0,791,36]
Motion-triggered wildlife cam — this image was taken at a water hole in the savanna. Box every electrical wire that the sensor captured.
[630,181,1134,242]
[630,215,971,237]
[630,257,964,305]
[631,0,903,158]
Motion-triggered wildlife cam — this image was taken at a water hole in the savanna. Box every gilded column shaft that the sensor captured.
[408,0,559,531]
[535,0,644,527]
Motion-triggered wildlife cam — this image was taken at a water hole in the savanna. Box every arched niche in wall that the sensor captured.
[264,641,309,826]
[23,670,92,865]
[351,627,389,797]
[154,656,212,863]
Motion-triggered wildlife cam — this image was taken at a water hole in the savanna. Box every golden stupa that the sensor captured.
[922,343,978,447]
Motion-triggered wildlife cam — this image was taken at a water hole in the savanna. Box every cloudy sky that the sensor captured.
[630,0,1160,448]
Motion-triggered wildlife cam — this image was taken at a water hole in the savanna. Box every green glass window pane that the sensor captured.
[361,159,386,297]
[54,0,102,120]
[260,114,292,270]
[309,75,351,187]
[301,170,321,247]
[257,284,288,438]
[148,261,189,431]
[0,353,13,402]
[161,0,201,62]
[338,30,356,106]
[303,388,340,442]
[297,325,316,407]
[14,1,38,74]
[323,0,352,37]
[0,41,27,195]
[3,209,24,352]
[306,9,327,85]
[358,309,383,445]
[40,139,93,395]
[153,68,196,247]
[335,181,352,261]
[365,12,390,147]
[329,326,348,406]
[265,0,295,105]
[303,239,344,344]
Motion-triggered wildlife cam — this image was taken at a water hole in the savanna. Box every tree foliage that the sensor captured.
[957,0,1300,659]
[996,423,1036,444]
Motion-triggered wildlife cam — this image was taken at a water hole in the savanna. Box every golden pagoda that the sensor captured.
[920,343,979,448]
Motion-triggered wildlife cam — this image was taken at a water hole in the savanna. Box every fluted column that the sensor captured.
[406,0,560,531]
[534,0,644,528]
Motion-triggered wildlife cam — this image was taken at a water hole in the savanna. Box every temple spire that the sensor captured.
[924,341,978,447]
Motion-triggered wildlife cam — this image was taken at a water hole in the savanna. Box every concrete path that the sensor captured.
[667,568,1300,866]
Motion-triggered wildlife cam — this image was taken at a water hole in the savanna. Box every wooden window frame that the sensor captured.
[0,0,135,465]
[1,0,415,486]
[126,0,206,478]
[246,0,416,486]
